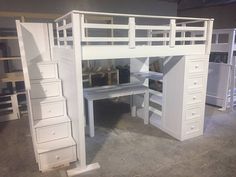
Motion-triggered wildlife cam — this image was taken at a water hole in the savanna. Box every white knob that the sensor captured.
[195,65,199,69]
[190,125,195,130]
[193,96,196,100]
[192,112,195,116]
[48,110,52,113]
[51,131,55,135]
[194,81,197,85]
[56,155,60,160]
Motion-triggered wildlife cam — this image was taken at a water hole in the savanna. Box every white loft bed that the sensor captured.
[17,10,213,176]
[206,28,236,110]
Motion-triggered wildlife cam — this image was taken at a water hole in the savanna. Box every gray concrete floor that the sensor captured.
[1,100,236,177]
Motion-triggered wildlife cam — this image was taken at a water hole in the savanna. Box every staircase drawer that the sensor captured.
[31,82,61,99]
[36,122,70,143]
[29,64,57,80]
[39,145,76,171]
[32,100,65,120]
[186,92,203,105]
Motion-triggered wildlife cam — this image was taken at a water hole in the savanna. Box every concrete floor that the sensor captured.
[1,100,236,177]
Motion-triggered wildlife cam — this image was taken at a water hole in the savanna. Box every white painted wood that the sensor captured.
[36,122,71,143]
[82,45,206,60]
[67,163,100,177]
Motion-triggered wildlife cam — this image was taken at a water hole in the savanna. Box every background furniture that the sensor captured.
[206,28,236,110]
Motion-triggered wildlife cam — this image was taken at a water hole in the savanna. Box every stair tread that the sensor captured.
[30,78,61,84]
[37,137,76,154]
[34,116,70,128]
[31,96,65,103]
[31,60,58,65]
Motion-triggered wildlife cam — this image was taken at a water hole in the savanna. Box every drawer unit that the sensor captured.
[184,121,201,135]
[186,92,203,105]
[39,145,76,171]
[29,63,57,80]
[32,99,65,120]
[31,81,61,99]
[185,106,201,121]
[36,122,70,143]
[187,60,205,75]
[187,77,204,90]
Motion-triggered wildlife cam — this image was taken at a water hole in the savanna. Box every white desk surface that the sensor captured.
[84,83,148,101]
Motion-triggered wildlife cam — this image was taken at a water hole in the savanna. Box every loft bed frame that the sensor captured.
[206,28,236,110]
[17,10,213,175]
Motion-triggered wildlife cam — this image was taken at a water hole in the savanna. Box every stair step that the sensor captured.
[30,78,61,84]
[34,116,70,128]
[31,96,65,104]
[37,137,75,154]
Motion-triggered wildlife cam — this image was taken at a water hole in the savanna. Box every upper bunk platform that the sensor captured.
[211,28,236,53]
[54,11,214,60]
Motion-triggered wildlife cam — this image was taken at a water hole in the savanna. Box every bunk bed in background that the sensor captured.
[16,11,213,175]
[206,28,236,110]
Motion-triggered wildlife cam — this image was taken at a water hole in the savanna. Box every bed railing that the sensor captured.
[55,11,213,54]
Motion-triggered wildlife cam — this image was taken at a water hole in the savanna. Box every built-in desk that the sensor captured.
[84,84,149,137]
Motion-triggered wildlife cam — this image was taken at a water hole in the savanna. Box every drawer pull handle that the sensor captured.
[51,131,55,135]
[194,81,197,85]
[190,125,195,130]
[192,112,195,116]
[56,155,60,160]
[193,96,196,100]
[195,65,199,69]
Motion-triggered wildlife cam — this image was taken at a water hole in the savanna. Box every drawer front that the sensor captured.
[184,121,200,135]
[188,60,205,74]
[32,101,64,120]
[39,146,76,171]
[29,64,57,80]
[36,123,69,143]
[187,77,204,90]
[31,82,61,99]
[186,92,203,105]
[186,106,202,121]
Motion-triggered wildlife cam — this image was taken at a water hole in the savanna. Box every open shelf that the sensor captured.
[133,71,163,81]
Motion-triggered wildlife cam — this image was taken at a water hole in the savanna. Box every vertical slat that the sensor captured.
[169,19,176,48]
[205,19,214,54]
[181,23,186,45]
[81,14,85,41]
[56,22,60,47]
[63,19,67,46]
[129,17,135,48]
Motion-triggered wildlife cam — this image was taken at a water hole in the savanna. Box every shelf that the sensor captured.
[0,36,18,40]
[150,113,162,129]
[0,72,24,82]
[133,71,163,81]
[149,106,162,116]
[0,57,21,61]
[150,94,162,105]
[149,89,163,97]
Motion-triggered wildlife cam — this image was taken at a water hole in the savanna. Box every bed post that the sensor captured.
[66,12,100,176]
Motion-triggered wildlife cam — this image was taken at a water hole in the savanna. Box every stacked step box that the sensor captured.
[29,61,76,171]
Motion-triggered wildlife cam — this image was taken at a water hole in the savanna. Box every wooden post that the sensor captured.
[129,17,135,49]
[205,19,214,55]
[169,19,176,48]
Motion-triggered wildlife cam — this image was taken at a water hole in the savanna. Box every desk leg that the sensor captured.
[130,95,136,117]
[144,91,149,124]
[88,100,95,137]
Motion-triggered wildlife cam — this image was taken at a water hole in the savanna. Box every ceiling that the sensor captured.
[177,0,236,10]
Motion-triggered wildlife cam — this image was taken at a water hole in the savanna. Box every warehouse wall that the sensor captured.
[178,3,236,29]
[0,0,177,16]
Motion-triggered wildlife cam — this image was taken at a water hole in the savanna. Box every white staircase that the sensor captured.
[29,61,76,172]
[16,22,76,172]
